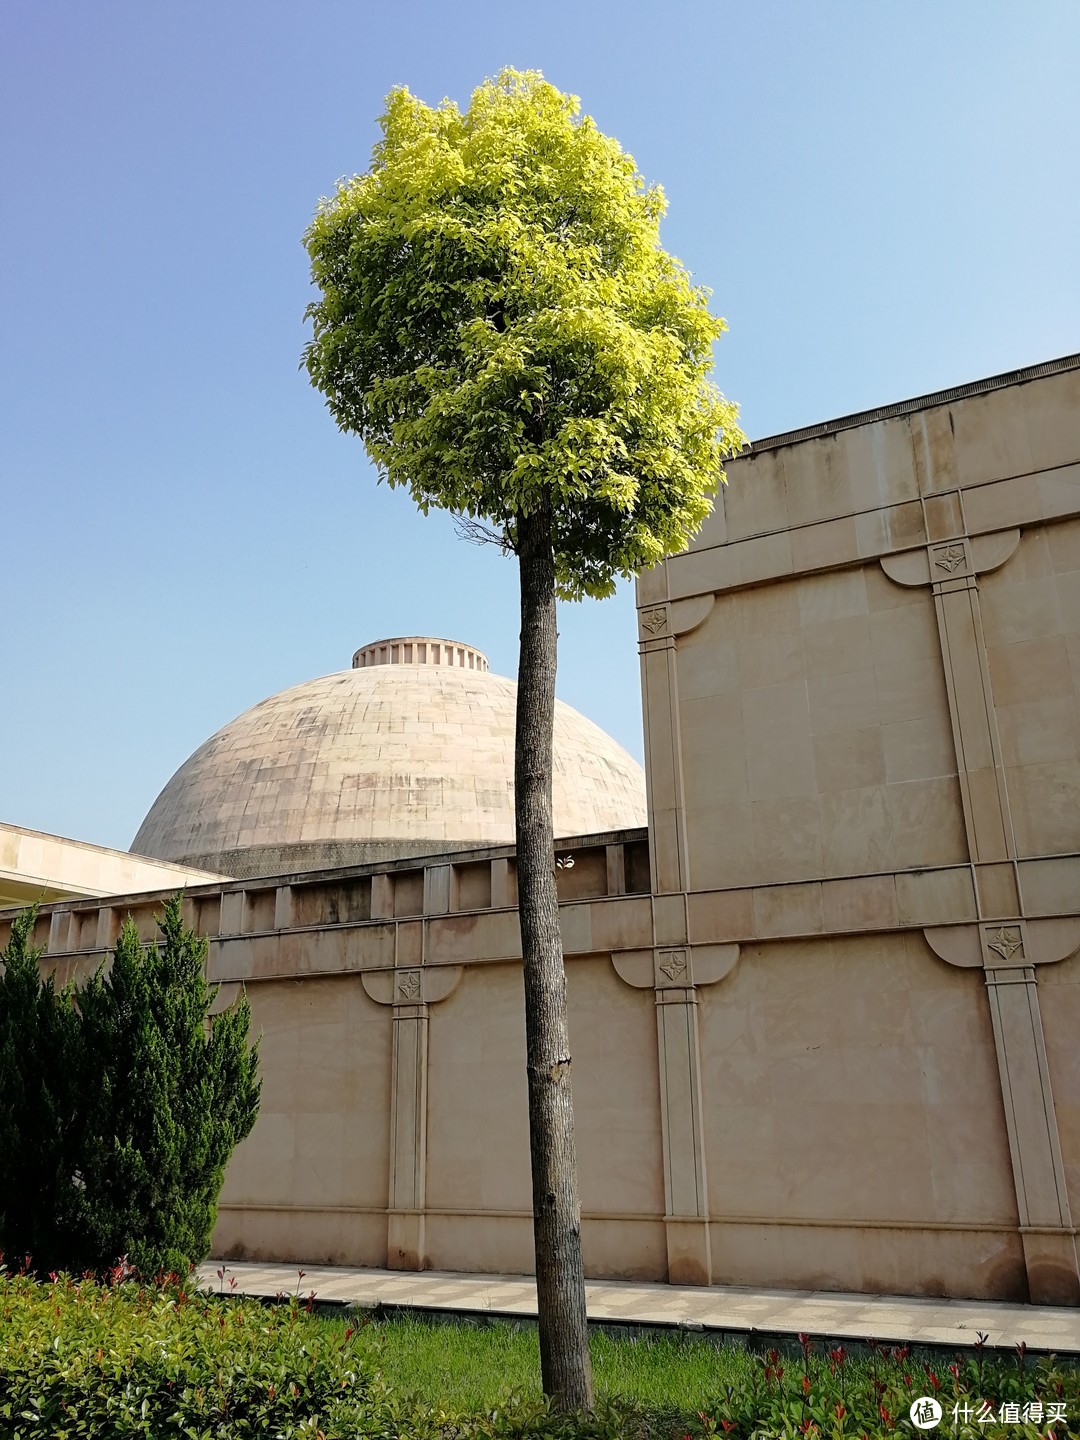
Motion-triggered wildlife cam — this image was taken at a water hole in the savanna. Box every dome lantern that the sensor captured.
[352,637,489,672]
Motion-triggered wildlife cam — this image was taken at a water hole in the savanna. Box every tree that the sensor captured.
[76,897,262,1278]
[303,69,743,1411]
[0,908,87,1271]
[0,896,261,1278]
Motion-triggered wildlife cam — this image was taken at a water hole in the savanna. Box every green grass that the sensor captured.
[325,1310,1080,1435]
[353,1314,758,1413]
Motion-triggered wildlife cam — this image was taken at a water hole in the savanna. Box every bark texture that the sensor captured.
[514,495,595,1414]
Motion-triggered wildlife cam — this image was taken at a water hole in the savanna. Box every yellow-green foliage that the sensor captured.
[303,69,744,599]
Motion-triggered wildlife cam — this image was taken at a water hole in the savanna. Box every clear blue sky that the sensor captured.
[3,1,1078,852]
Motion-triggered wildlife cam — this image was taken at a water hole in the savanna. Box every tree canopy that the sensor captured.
[303,68,743,598]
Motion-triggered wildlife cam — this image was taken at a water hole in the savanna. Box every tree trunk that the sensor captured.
[514,493,595,1415]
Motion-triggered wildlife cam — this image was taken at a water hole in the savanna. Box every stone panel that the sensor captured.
[214,1207,388,1269]
[567,958,665,1221]
[719,445,788,541]
[424,1213,534,1276]
[950,384,1034,489]
[218,975,391,1214]
[676,562,961,888]
[1020,367,1080,471]
[424,963,532,1214]
[684,801,756,891]
[698,936,1017,1230]
[709,1220,1025,1300]
[1008,761,1080,860]
[978,530,1080,859]
[1039,956,1080,1223]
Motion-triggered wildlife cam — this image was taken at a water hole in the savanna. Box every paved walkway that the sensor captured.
[197,1261,1080,1355]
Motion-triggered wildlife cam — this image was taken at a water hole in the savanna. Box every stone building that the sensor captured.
[3,353,1078,1306]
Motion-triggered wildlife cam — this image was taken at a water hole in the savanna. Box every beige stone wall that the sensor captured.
[8,796,1078,1302]
[638,356,1080,1305]
[699,934,1015,1226]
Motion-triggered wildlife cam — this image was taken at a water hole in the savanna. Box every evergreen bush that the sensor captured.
[0,895,260,1278]
[0,909,86,1271]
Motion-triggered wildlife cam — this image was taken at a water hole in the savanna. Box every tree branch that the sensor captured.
[453,515,517,554]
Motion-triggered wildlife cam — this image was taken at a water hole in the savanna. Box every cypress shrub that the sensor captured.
[0,909,87,1270]
[0,895,260,1278]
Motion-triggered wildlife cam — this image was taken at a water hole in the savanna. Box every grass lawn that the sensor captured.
[355,1312,759,1413]
[332,1311,1080,1434]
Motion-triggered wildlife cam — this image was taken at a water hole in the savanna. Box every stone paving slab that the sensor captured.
[197,1261,1080,1355]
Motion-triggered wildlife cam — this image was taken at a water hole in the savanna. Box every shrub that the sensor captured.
[0,896,260,1278]
[0,1267,397,1439]
[0,908,87,1271]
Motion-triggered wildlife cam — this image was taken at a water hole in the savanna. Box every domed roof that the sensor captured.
[131,637,647,878]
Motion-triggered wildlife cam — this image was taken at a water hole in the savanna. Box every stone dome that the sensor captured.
[131,637,647,878]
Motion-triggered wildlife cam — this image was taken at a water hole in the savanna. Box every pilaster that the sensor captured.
[613,941,738,1284]
[634,591,739,1283]
[637,595,714,896]
[884,527,1080,1304]
[361,958,463,1271]
[387,993,429,1269]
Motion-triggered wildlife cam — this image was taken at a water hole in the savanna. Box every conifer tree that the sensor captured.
[0,895,260,1278]
[0,907,86,1270]
[77,896,262,1277]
